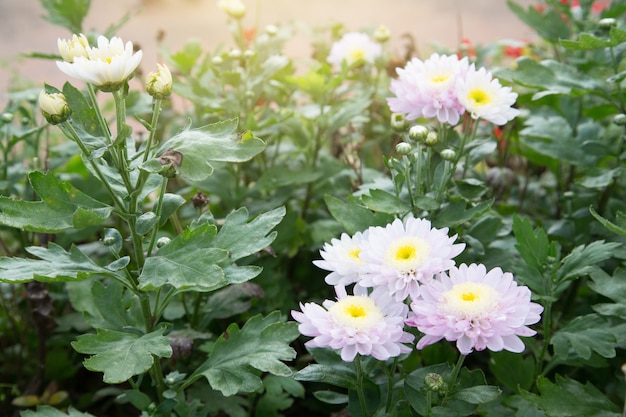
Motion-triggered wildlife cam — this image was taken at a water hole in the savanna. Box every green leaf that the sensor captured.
[512,215,550,269]
[325,194,393,235]
[590,206,626,237]
[39,0,90,33]
[522,375,621,417]
[551,314,617,361]
[506,0,570,42]
[488,351,535,392]
[156,119,266,181]
[361,189,411,214]
[211,206,285,261]
[433,200,492,229]
[555,240,620,284]
[138,223,231,292]
[560,33,612,50]
[450,385,501,404]
[21,406,96,417]
[0,171,112,233]
[0,243,119,284]
[191,312,298,396]
[71,325,172,384]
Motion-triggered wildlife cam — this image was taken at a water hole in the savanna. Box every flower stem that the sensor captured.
[354,355,369,417]
[448,353,466,389]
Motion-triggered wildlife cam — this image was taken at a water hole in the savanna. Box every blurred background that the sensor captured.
[0,0,537,106]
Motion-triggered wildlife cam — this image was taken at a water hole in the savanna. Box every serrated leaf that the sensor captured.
[191,312,298,396]
[324,194,393,235]
[0,243,117,283]
[211,206,285,260]
[560,33,612,50]
[71,325,172,384]
[0,171,112,233]
[156,119,266,181]
[522,375,621,417]
[39,0,90,33]
[361,189,411,214]
[512,215,550,269]
[551,314,616,360]
[138,223,230,292]
[21,405,96,417]
[555,240,620,284]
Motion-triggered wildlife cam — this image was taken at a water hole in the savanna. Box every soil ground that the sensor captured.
[0,0,537,108]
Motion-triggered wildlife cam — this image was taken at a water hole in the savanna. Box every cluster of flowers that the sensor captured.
[292,215,543,361]
[387,53,519,126]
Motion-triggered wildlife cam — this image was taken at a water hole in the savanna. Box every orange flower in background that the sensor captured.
[243,27,256,44]
[504,45,524,59]
[457,38,476,60]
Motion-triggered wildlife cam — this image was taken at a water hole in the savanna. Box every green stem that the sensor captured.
[354,355,369,417]
[142,98,163,164]
[112,90,134,193]
[448,353,466,389]
[537,301,553,376]
[146,176,168,257]
[384,357,398,414]
[86,84,112,143]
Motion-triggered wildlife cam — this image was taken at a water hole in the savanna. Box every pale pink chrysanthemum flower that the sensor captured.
[313,230,370,287]
[56,35,143,92]
[358,216,465,302]
[291,286,414,362]
[456,65,520,125]
[407,263,543,355]
[387,53,470,125]
[327,32,382,67]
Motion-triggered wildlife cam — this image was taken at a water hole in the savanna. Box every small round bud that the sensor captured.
[390,113,409,132]
[408,125,429,142]
[211,55,224,65]
[599,18,617,30]
[39,90,71,125]
[395,142,412,155]
[157,237,171,248]
[424,373,446,392]
[217,0,247,19]
[146,63,172,99]
[374,25,391,43]
[102,236,117,246]
[265,24,278,36]
[228,49,242,59]
[1,112,14,123]
[424,131,439,146]
[614,114,626,126]
[440,148,456,161]
[243,49,256,59]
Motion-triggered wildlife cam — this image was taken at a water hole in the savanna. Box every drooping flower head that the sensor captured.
[387,53,470,125]
[56,35,143,92]
[358,216,465,302]
[407,263,543,355]
[292,286,414,362]
[456,66,520,125]
[57,33,90,63]
[327,32,382,67]
[313,230,369,288]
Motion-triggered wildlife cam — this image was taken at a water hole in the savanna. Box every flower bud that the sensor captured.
[265,24,278,36]
[390,113,409,131]
[424,131,439,146]
[0,112,13,124]
[395,142,412,155]
[211,55,224,65]
[614,114,626,126]
[599,18,617,30]
[408,125,429,142]
[217,0,247,19]
[102,236,117,246]
[157,236,171,248]
[374,25,391,43]
[57,33,90,63]
[243,49,256,59]
[39,90,71,125]
[146,63,172,99]
[424,373,446,392]
[229,49,242,59]
[440,148,456,161]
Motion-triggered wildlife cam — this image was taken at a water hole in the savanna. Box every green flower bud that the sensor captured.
[424,373,446,392]
[212,55,224,65]
[408,125,429,142]
[599,18,617,30]
[396,142,412,155]
[229,49,242,59]
[39,90,71,125]
[243,49,256,59]
[102,236,117,246]
[613,114,626,126]
[217,0,247,19]
[424,131,439,146]
[146,63,172,99]
[374,25,391,43]
[265,24,279,36]
[0,112,14,123]
[391,113,409,132]
[157,236,171,248]
[440,148,456,161]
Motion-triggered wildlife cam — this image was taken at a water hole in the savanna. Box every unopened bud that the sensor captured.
[599,18,617,30]
[424,131,439,146]
[390,113,408,131]
[395,142,412,155]
[157,236,171,248]
[211,56,224,65]
[440,148,456,161]
[424,373,446,392]
[408,125,429,142]
[243,49,256,59]
[614,114,626,126]
[217,0,247,19]
[102,236,117,246]
[228,49,242,59]
[265,24,278,36]
[146,63,172,99]
[1,112,13,123]
[39,90,71,125]
[374,25,391,43]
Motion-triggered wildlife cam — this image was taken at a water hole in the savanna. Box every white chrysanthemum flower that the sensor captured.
[56,35,143,92]
[387,53,470,125]
[292,286,414,362]
[456,66,520,125]
[327,32,382,67]
[313,230,369,287]
[407,263,543,355]
[57,33,90,63]
[358,216,465,302]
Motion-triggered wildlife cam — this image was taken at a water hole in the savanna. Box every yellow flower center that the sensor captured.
[468,89,490,106]
[386,237,430,275]
[348,248,361,260]
[431,74,451,83]
[329,296,383,330]
[442,282,500,318]
[348,47,366,63]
